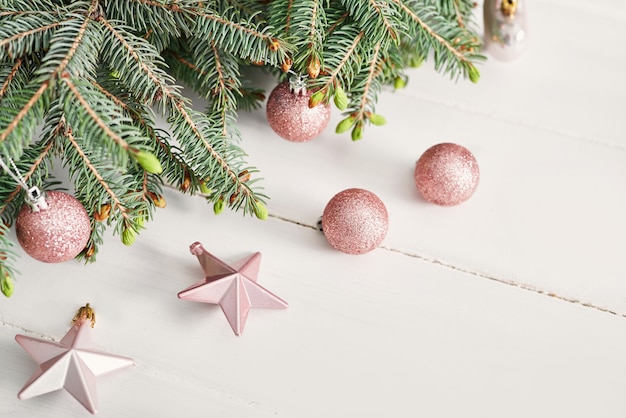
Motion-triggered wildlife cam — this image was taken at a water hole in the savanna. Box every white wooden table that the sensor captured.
[2,1,625,416]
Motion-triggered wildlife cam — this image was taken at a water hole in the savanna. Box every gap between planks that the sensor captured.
[393,88,626,153]
[269,213,626,320]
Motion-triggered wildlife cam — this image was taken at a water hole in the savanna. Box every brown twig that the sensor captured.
[391,0,469,64]
[63,77,130,150]
[355,41,382,120]
[0,59,23,99]
[65,129,131,221]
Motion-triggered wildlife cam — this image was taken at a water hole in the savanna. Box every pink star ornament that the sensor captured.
[178,242,288,336]
[15,315,133,414]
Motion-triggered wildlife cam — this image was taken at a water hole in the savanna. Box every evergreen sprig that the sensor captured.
[0,0,482,296]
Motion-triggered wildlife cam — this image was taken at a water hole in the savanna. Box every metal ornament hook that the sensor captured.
[0,156,48,212]
[25,186,48,212]
[288,72,307,95]
[72,303,96,328]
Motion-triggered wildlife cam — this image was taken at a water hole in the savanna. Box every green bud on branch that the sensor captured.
[132,149,163,174]
[394,76,406,90]
[336,116,356,134]
[253,202,268,220]
[213,198,225,215]
[369,113,387,126]
[1,272,14,297]
[468,65,480,83]
[122,228,137,246]
[199,182,212,195]
[409,56,423,68]
[351,122,363,141]
[333,85,348,110]
[309,90,326,108]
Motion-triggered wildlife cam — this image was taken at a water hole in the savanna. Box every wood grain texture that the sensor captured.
[1,1,625,416]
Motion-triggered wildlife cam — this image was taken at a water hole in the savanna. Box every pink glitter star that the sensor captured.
[178,242,288,336]
[16,318,133,414]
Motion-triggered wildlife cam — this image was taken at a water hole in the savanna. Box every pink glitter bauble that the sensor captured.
[321,188,389,255]
[266,81,331,142]
[16,191,91,263]
[414,143,480,206]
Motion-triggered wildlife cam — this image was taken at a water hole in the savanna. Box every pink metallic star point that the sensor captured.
[16,319,133,414]
[178,242,288,336]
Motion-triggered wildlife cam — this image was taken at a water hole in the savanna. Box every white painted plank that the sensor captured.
[2,1,626,416]
[1,198,626,417]
[235,76,626,315]
[404,0,626,147]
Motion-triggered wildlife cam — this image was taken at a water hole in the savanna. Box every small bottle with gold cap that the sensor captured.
[484,0,529,61]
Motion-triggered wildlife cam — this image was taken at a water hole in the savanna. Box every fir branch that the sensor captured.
[168,103,266,215]
[354,41,383,122]
[0,16,64,61]
[270,0,325,75]
[193,6,292,67]
[208,42,231,136]
[165,43,264,111]
[168,51,208,79]
[369,0,399,40]
[211,43,227,99]
[0,83,48,147]
[392,0,482,80]
[0,0,58,14]
[0,220,18,297]
[285,0,294,34]
[0,59,23,100]
[395,0,464,62]
[59,122,153,248]
[215,0,264,24]
[64,129,131,223]
[340,0,406,43]
[35,2,103,81]
[224,0,259,15]
[0,139,54,221]
[63,77,130,151]
[452,0,466,28]
[60,78,148,170]
[122,0,182,12]
[0,0,485,294]
[311,25,364,96]
[91,78,138,115]
[326,11,350,35]
[102,0,194,52]
[91,76,200,194]
[99,18,255,204]
[98,17,180,109]
[430,0,477,24]
[187,38,242,109]
[171,105,246,193]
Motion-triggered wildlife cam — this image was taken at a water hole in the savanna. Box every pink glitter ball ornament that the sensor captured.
[16,191,91,263]
[321,188,389,255]
[414,143,480,206]
[266,81,331,142]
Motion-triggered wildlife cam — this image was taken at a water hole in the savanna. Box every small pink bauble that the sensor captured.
[266,81,331,142]
[16,191,91,263]
[321,188,389,255]
[414,143,479,206]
